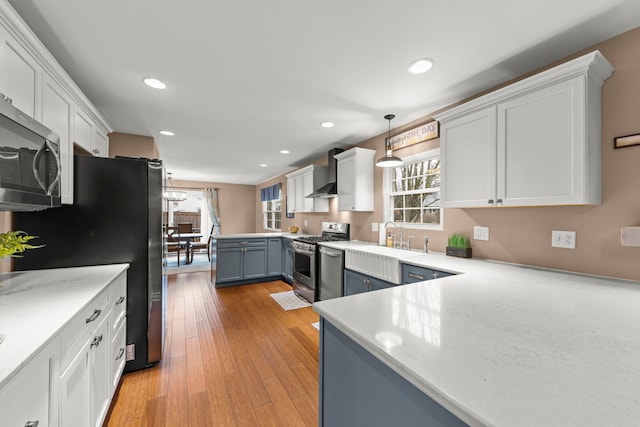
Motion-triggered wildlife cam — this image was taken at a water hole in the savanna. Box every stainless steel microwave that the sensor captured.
[0,93,61,211]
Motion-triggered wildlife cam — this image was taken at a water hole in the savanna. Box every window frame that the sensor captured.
[262,198,281,231]
[383,148,443,231]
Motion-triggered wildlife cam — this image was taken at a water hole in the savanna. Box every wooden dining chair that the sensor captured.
[188,225,215,263]
[178,223,193,233]
[166,227,186,265]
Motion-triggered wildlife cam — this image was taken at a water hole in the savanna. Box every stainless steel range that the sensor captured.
[292,222,349,303]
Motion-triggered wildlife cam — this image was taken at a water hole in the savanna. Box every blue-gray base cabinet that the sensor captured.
[319,319,468,427]
[401,263,454,284]
[215,237,286,287]
[344,269,394,296]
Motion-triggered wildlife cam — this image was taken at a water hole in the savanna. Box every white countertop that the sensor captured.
[314,249,640,427]
[216,232,300,239]
[318,240,374,250]
[0,264,129,389]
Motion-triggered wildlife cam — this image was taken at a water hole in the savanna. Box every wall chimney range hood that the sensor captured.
[306,148,344,198]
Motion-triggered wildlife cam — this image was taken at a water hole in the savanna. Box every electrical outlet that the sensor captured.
[304,220,308,226]
[372,223,379,232]
[474,226,489,241]
[552,230,576,249]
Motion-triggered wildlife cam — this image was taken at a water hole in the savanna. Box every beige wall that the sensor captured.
[255,27,640,282]
[109,132,160,159]
[172,179,256,235]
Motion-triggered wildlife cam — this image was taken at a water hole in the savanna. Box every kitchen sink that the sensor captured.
[344,246,426,284]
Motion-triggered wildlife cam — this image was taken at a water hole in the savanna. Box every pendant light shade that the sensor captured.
[164,172,187,201]
[376,114,403,168]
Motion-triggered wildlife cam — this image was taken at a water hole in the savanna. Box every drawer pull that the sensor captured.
[116,347,125,361]
[407,272,425,280]
[24,421,39,427]
[91,334,103,349]
[239,241,249,245]
[85,309,102,324]
[116,296,126,305]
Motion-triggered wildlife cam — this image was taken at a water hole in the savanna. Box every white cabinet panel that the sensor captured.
[42,73,74,204]
[93,129,108,157]
[74,107,93,153]
[286,165,328,213]
[335,148,375,211]
[286,174,297,214]
[0,24,39,118]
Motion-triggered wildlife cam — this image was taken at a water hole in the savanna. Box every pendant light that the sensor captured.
[164,172,187,201]
[376,114,403,168]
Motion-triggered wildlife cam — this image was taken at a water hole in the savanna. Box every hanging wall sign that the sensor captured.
[388,120,439,150]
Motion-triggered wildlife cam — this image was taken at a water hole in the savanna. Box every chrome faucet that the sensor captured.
[383,221,404,248]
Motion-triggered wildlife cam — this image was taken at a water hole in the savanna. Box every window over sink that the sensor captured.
[383,149,442,230]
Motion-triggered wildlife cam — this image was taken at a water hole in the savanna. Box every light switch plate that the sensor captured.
[552,230,576,249]
[621,227,640,247]
[372,223,379,232]
[474,226,489,241]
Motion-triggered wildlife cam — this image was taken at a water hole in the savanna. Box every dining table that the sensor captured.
[171,232,203,264]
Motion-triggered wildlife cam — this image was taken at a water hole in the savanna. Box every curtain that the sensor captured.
[260,184,280,201]
[204,188,221,235]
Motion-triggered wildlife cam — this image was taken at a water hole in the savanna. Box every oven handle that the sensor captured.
[294,248,315,257]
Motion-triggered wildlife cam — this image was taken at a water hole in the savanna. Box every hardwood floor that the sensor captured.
[105,271,320,426]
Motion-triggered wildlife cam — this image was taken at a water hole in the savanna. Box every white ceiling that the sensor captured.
[8,0,640,184]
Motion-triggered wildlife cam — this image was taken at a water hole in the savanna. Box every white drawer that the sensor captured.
[110,319,126,393]
[60,287,110,370]
[110,272,127,333]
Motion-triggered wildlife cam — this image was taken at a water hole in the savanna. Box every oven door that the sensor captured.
[292,244,316,302]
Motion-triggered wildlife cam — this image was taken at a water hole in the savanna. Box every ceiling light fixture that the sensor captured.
[159,130,175,136]
[321,121,334,128]
[260,164,268,167]
[376,114,403,168]
[408,58,434,74]
[164,172,187,201]
[280,150,290,154]
[143,78,166,89]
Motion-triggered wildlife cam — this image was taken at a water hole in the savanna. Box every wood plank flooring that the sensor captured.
[105,271,320,426]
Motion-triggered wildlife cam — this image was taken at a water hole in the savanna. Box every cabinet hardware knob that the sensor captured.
[85,309,101,323]
[432,271,439,279]
[116,296,125,305]
[488,199,494,204]
[496,198,503,204]
[91,334,103,348]
[24,421,39,427]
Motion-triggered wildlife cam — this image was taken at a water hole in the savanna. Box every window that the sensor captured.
[261,184,281,231]
[384,149,442,230]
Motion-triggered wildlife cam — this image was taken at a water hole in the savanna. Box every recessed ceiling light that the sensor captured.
[143,78,166,89]
[280,150,290,154]
[321,121,334,128]
[408,58,434,74]
[159,130,175,136]
[260,163,268,167]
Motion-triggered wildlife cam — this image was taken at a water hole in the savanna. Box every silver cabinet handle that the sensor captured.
[496,198,503,204]
[91,334,103,349]
[364,279,371,285]
[116,296,125,305]
[488,199,494,204]
[25,421,39,427]
[239,241,249,245]
[85,309,101,323]
[407,272,425,280]
[116,347,125,361]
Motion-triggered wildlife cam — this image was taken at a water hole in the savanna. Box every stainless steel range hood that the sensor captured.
[306,148,343,198]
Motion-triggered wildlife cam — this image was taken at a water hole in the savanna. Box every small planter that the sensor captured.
[446,246,472,258]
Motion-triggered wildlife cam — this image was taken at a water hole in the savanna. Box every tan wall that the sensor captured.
[109,132,160,159]
[255,27,640,282]
[172,179,256,235]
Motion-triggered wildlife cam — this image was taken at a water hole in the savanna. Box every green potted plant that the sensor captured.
[446,233,472,258]
[0,231,43,259]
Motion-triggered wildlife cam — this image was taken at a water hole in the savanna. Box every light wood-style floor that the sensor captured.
[105,271,320,426]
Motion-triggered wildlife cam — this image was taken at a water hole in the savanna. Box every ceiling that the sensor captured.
[8,0,640,184]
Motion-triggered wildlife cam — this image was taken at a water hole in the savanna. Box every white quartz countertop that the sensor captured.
[216,232,300,239]
[0,264,129,389]
[314,249,640,426]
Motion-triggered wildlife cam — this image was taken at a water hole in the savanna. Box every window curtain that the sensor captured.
[204,188,221,235]
[260,184,280,201]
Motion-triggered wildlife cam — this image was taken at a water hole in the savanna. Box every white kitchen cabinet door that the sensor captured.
[93,129,109,157]
[90,314,111,427]
[59,335,90,427]
[0,23,40,118]
[301,167,328,212]
[497,77,592,206]
[42,73,74,204]
[440,107,497,208]
[286,174,298,213]
[73,107,93,153]
[335,148,375,211]
[110,319,127,394]
[0,337,60,427]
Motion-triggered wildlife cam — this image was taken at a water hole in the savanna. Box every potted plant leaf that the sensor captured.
[446,233,472,258]
[0,231,43,259]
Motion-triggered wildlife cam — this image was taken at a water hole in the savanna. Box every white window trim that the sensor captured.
[262,200,281,231]
[383,148,443,231]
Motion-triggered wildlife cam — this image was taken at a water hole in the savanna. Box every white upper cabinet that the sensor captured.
[335,147,375,211]
[286,165,329,213]
[435,51,614,208]
[0,23,40,117]
[93,129,108,157]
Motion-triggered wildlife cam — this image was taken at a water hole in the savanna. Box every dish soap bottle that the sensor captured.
[386,232,394,247]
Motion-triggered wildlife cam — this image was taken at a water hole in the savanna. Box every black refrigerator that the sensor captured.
[14,155,164,373]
